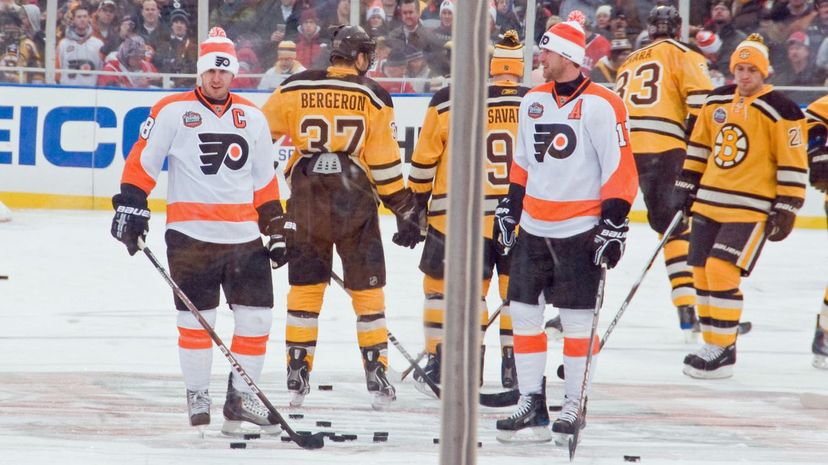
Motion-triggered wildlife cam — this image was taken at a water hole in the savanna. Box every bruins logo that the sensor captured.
[713,123,748,169]
[739,49,751,59]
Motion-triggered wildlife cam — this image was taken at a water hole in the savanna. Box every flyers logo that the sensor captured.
[533,123,577,162]
[198,133,249,175]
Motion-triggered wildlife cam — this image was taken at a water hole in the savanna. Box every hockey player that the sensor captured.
[615,5,713,340]
[110,28,285,435]
[493,15,638,444]
[406,30,530,391]
[671,34,808,379]
[261,25,422,410]
[803,96,828,369]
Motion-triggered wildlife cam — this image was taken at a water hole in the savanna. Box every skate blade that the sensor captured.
[813,355,828,370]
[682,364,733,379]
[370,392,397,411]
[221,420,282,437]
[413,379,439,399]
[495,426,552,444]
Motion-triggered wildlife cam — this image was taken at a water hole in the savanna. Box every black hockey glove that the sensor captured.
[591,217,629,269]
[669,170,701,218]
[493,183,525,256]
[264,215,295,268]
[808,145,828,192]
[765,197,800,242]
[392,207,425,249]
[111,185,150,256]
[258,201,293,269]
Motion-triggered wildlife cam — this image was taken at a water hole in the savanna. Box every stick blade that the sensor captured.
[295,432,326,449]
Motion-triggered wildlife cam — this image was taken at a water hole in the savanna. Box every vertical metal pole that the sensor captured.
[198,0,208,42]
[45,0,57,84]
[440,1,487,464]
[523,0,537,85]
[679,0,689,42]
[350,0,360,26]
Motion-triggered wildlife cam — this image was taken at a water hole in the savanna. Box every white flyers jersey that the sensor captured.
[121,88,280,244]
[511,79,638,238]
[56,36,104,86]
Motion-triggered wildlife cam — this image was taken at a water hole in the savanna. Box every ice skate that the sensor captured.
[552,396,586,446]
[501,346,517,389]
[545,315,563,340]
[186,389,211,431]
[362,348,396,410]
[812,318,828,369]
[683,343,736,379]
[413,345,441,399]
[221,374,281,436]
[495,392,552,443]
[286,347,310,407]
[677,305,699,343]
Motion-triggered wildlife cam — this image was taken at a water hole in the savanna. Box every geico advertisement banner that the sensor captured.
[0,84,824,225]
[0,85,428,210]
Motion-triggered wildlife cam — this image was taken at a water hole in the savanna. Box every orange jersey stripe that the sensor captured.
[523,195,602,221]
[514,333,547,353]
[178,327,212,349]
[563,336,600,357]
[510,162,528,186]
[253,176,279,208]
[231,334,269,355]
[167,202,258,223]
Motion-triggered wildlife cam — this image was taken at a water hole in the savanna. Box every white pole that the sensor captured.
[523,0,537,84]
[440,0,487,464]
[198,0,208,42]
[350,0,360,26]
[679,0,689,42]
[45,0,57,84]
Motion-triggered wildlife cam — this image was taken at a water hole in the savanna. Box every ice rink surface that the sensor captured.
[1,210,826,464]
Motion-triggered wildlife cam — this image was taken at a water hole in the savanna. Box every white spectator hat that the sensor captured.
[695,30,722,55]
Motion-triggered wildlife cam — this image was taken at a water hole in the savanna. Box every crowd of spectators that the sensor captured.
[4,0,828,88]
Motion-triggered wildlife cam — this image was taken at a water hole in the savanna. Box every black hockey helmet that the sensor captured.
[329,25,376,65]
[647,5,681,40]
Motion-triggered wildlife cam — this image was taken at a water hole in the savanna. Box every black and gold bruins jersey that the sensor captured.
[805,95,828,200]
[262,66,405,200]
[407,81,529,238]
[685,84,808,223]
[616,38,712,155]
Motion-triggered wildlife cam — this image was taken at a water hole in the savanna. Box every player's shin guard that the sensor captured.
[664,233,697,327]
[229,305,272,393]
[177,308,217,392]
[352,288,395,407]
[559,308,600,411]
[422,275,444,355]
[510,300,547,396]
[285,283,325,405]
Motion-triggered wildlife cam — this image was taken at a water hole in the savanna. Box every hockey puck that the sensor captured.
[316,421,332,427]
[230,442,247,449]
[341,434,357,441]
[0,275,8,280]
[330,435,346,442]
[373,431,388,436]
[623,455,641,462]
[288,413,304,419]
[548,404,562,412]
[243,433,260,440]
[478,442,482,448]
[373,433,388,442]
[318,384,333,391]
[433,438,439,444]
[280,436,292,443]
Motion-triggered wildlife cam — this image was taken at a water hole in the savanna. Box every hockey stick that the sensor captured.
[142,246,325,450]
[399,303,504,381]
[568,260,607,461]
[329,271,520,408]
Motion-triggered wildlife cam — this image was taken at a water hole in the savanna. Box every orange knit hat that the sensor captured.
[729,33,769,78]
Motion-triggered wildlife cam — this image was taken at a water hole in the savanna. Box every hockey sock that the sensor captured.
[230,305,272,393]
[423,275,445,354]
[177,308,217,392]
[511,298,546,396]
[663,232,696,309]
[705,257,743,347]
[286,283,326,370]
[819,286,828,332]
[693,266,713,342]
[352,287,389,368]
[560,307,600,402]
[498,274,513,348]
